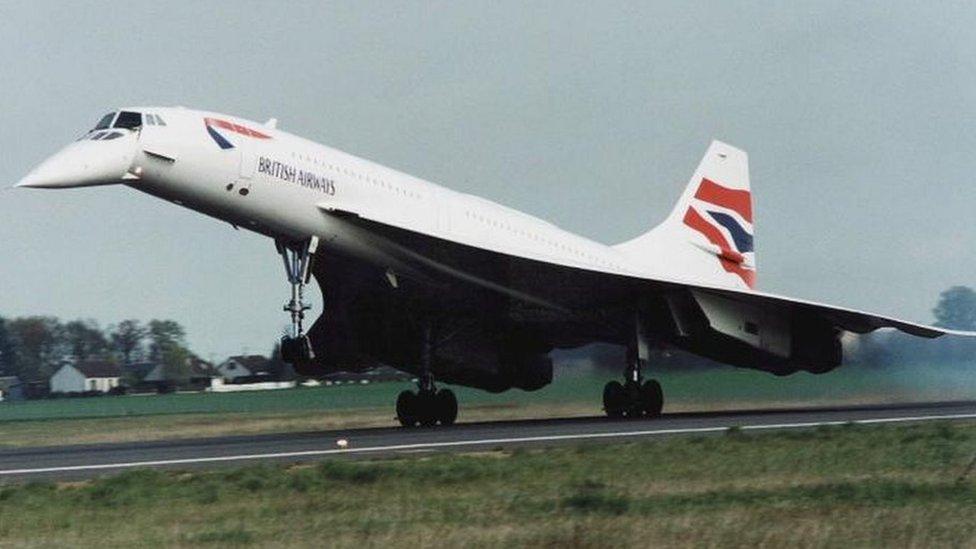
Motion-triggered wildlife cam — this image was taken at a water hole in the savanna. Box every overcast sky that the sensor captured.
[1,1,974,361]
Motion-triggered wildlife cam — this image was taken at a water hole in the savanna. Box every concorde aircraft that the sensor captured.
[15,107,969,426]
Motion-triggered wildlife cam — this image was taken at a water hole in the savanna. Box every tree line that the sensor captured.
[847,285,976,367]
[0,317,196,383]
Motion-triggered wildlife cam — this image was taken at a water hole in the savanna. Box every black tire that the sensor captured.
[603,381,626,418]
[623,380,644,417]
[396,390,418,427]
[418,392,438,427]
[436,389,458,426]
[280,336,313,365]
[641,379,664,417]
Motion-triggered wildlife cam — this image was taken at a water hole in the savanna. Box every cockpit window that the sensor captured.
[113,111,142,129]
[93,113,115,130]
[101,131,124,140]
[144,113,167,126]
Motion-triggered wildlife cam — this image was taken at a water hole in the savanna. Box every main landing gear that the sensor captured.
[396,326,458,427]
[603,311,664,418]
[602,366,663,418]
[277,237,318,364]
[396,373,458,427]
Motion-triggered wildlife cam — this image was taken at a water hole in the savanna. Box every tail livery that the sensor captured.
[615,140,756,290]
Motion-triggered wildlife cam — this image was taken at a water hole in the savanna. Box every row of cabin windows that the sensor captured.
[462,210,622,269]
[282,152,623,269]
[289,151,421,199]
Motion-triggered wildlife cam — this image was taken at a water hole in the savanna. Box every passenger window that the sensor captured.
[113,111,142,129]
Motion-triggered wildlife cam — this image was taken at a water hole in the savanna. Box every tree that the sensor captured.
[7,317,66,382]
[0,317,13,376]
[64,319,109,362]
[147,319,192,379]
[933,286,976,331]
[110,320,146,365]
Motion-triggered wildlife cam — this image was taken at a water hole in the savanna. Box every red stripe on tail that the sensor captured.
[683,207,756,288]
[694,178,752,223]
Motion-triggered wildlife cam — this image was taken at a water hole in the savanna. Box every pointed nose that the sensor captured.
[16,132,139,189]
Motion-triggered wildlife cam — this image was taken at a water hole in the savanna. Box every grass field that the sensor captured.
[1,364,973,448]
[1,421,975,546]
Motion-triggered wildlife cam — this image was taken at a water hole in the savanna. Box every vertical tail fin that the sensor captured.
[615,140,756,290]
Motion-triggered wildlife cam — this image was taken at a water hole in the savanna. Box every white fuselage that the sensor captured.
[124,107,650,281]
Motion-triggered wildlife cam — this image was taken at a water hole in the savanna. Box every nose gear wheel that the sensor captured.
[277,237,318,365]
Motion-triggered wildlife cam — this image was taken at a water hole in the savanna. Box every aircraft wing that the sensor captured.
[656,281,967,338]
[317,203,970,344]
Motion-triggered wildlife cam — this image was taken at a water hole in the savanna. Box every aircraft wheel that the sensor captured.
[396,390,419,427]
[436,389,458,426]
[603,381,626,418]
[641,379,664,417]
[623,381,645,417]
[280,335,312,364]
[417,392,439,427]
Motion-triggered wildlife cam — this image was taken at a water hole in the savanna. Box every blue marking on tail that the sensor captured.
[707,211,753,253]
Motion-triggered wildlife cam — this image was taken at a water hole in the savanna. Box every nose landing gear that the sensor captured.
[277,237,318,365]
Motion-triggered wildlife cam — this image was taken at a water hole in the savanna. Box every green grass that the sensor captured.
[2,363,972,423]
[0,363,972,448]
[1,421,976,546]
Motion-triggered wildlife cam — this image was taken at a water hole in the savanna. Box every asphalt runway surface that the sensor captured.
[2,400,976,482]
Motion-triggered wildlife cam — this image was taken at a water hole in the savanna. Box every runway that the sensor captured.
[2,401,976,482]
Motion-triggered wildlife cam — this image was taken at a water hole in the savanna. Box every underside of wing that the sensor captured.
[313,204,967,381]
[691,285,965,339]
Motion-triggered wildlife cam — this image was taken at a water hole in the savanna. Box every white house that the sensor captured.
[50,361,122,393]
[217,355,272,381]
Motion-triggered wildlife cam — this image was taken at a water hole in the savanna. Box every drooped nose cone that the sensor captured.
[16,132,139,189]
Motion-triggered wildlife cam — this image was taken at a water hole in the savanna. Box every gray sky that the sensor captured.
[2,1,974,361]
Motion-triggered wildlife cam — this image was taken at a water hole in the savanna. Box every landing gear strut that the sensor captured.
[396,325,458,427]
[603,311,664,418]
[277,237,318,365]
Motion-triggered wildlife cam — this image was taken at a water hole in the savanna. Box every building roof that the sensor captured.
[144,356,220,382]
[124,362,157,379]
[223,355,271,374]
[187,356,218,376]
[74,361,122,378]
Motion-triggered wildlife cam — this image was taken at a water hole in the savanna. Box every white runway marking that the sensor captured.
[2,412,975,477]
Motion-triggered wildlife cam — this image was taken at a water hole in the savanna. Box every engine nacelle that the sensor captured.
[676,290,844,376]
[435,327,553,392]
[292,304,553,391]
[789,316,843,374]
